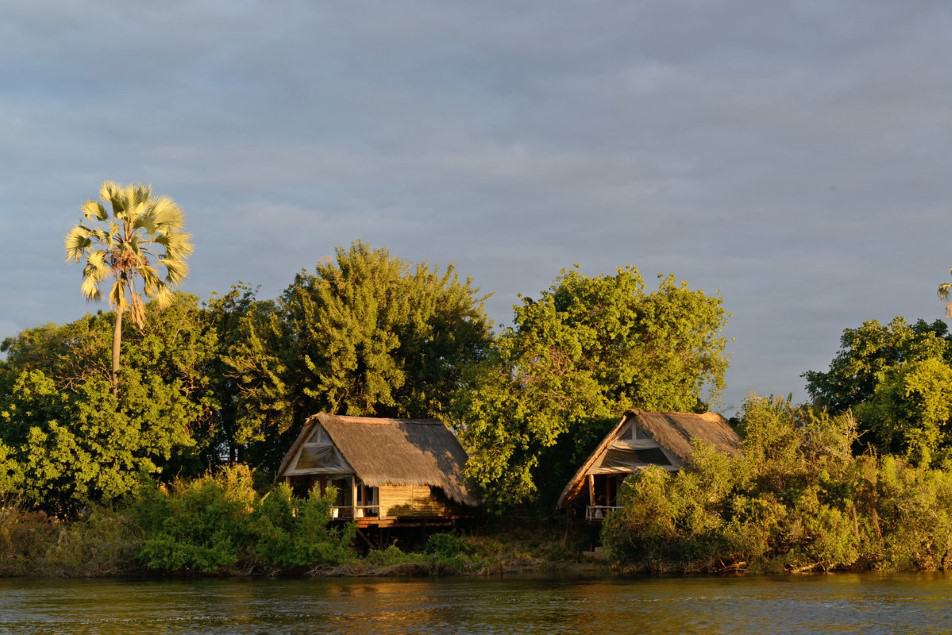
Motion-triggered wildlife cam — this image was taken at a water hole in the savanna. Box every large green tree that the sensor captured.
[804,317,952,462]
[456,266,728,510]
[216,242,494,470]
[203,283,291,466]
[65,182,192,391]
[0,295,217,513]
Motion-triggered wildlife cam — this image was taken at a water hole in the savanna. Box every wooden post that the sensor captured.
[587,474,595,507]
[352,476,358,519]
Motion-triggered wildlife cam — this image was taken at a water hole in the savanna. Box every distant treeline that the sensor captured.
[0,241,727,515]
[3,240,952,575]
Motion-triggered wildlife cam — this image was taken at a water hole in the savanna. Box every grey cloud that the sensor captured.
[1,0,951,409]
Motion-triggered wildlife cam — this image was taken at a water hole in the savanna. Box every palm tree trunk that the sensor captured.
[112,308,122,393]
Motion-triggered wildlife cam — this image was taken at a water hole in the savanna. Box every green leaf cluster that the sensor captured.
[804,317,952,463]
[456,266,728,510]
[133,465,354,574]
[0,295,216,513]
[603,396,952,573]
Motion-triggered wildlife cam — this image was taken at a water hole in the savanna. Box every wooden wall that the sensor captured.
[379,484,450,517]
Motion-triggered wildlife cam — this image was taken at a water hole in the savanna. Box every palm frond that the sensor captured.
[129,292,147,328]
[126,185,152,225]
[152,284,174,309]
[149,196,184,229]
[109,280,126,311]
[87,250,109,273]
[156,230,193,260]
[161,257,189,285]
[100,181,122,216]
[939,282,952,300]
[80,272,102,301]
[64,225,92,261]
[81,200,108,221]
[80,251,110,298]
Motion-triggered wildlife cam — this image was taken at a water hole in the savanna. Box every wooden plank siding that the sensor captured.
[379,484,449,517]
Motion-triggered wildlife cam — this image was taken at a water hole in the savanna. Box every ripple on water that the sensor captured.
[0,574,951,634]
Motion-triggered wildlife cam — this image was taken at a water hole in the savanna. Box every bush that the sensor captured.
[0,507,58,576]
[133,465,355,575]
[250,483,355,569]
[135,466,255,574]
[45,506,142,576]
[603,396,952,573]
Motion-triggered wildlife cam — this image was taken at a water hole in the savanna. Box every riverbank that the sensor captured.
[0,516,610,579]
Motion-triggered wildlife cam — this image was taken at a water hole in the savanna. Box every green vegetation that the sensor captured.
[65,182,192,391]
[0,466,354,577]
[210,242,494,469]
[456,266,727,510]
[2,189,952,577]
[604,396,952,573]
[134,465,354,574]
[0,296,211,513]
[804,317,952,464]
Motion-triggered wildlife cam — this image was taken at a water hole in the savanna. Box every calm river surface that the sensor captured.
[0,574,951,634]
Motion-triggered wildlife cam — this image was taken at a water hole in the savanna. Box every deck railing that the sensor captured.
[330,505,380,519]
[586,505,622,521]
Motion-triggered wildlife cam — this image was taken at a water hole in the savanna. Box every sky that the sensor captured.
[1,0,950,414]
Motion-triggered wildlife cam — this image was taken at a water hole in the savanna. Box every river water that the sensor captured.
[0,574,950,634]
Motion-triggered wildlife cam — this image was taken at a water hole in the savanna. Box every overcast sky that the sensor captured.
[1,1,950,413]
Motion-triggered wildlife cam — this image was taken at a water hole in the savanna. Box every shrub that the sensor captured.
[250,483,355,569]
[603,395,952,573]
[45,506,142,576]
[135,465,258,574]
[0,507,57,576]
[134,466,356,575]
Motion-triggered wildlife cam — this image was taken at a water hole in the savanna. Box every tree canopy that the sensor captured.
[0,295,214,512]
[219,242,496,469]
[455,266,728,510]
[804,317,952,463]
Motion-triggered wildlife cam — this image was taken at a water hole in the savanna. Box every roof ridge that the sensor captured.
[318,413,443,425]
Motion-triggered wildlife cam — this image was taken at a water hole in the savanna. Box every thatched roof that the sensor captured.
[557,409,741,507]
[278,413,477,506]
[633,410,741,463]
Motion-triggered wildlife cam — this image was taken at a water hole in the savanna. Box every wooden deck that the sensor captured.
[332,515,468,529]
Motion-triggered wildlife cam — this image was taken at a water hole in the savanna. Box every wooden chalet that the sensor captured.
[277,413,477,528]
[558,409,741,521]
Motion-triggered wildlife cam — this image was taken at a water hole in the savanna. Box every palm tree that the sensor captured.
[65,181,193,391]
[940,271,952,317]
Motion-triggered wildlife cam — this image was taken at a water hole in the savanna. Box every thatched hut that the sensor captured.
[558,410,741,520]
[277,413,477,527]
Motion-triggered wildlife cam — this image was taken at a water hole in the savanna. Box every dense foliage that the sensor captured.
[0,466,354,576]
[0,242,493,510]
[0,296,214,513]
[804,317,952,463]
[218,242,494,468]
[134,465,354,574]
[603,396,952,573]
[456,266,727,509]
[6,226,952,578]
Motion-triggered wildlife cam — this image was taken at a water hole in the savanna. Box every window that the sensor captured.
[307,426,329,445]
[633,448,670,465]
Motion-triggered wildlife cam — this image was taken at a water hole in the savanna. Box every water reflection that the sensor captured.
[0,574,950,634]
